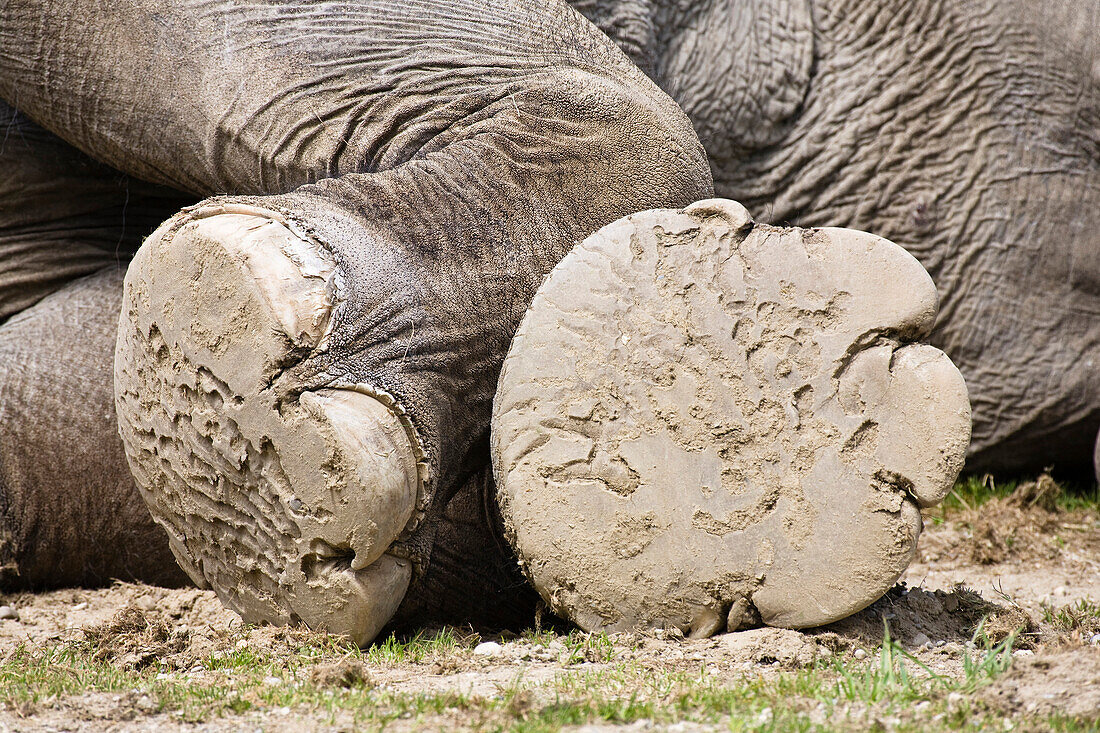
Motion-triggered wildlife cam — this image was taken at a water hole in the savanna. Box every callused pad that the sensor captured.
[491,198,970,635]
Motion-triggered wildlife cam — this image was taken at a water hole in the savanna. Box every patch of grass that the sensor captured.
[1040,598,1100,644]
[1042,598,1100,628]
[832,626,1013,703]
[364,627,468,665]
[942,474,1021,512]
[0,644,146,704]
[1,625,1096,731]
[502,630,1026,732]
[561,630,617,664]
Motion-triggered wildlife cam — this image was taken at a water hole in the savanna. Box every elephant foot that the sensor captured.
[115,203,426,645]
[492,199,971,635]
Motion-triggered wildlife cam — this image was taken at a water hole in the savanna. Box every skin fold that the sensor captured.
[0,0,1095,626]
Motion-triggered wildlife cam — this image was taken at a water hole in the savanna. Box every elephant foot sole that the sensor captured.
[114,202,424,645]
[492,198,971,635]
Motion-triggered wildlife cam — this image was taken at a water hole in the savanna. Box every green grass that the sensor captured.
[365,627,467,665]
[1039,598,1100,645]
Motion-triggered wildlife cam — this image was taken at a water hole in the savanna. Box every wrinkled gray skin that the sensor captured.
[0,0,1096,626]
[573,0,1100,474]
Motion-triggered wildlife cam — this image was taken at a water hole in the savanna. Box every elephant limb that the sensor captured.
[0,0,970,640]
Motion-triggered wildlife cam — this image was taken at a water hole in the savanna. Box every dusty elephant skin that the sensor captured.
[0,101,193,589]
[0,0,1092,642]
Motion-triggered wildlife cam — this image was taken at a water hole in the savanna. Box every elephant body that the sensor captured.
[573,0,1100,474]
[0,0,1094,636]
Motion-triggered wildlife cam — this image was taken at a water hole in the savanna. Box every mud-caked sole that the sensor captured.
[491,199,970,635]
[115,203,425,645]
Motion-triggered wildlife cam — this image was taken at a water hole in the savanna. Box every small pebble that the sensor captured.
[134,595,156,612]
[943,595,960,612]
[263,676,282,686]
[853,648,867,660]
[72,602,88,611]
[473,641,503,657]
[1054,586,1068,597]
[912,632,931,647]
[0,605,18,621]
[1089,633,1100,646]
[1013,649,1034,658]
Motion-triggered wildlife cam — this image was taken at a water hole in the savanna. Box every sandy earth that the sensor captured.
[0,492,1097,731]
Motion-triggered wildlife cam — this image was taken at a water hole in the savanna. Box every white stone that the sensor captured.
[474,641,503,657]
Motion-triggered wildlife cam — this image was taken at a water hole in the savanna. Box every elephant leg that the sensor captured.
[2,0,711,642]
[0,102,192,589]
[0,268,189,588]
[1094,430,1100,488]
[492,200,971,633]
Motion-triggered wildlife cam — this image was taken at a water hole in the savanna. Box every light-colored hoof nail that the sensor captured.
[115,204,423,646]
[491,199,970,635]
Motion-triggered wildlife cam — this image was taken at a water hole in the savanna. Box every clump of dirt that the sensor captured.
[1004,474,1062,512]
[967,501,1064,566]
[310,658,374,688]
[25,583,368,674]
[980,605,1038,647]
[981,646,1100,719]
[81,606,188,669]
[717,627,827,668]
[818,584,1034,648]
[918,476,1095,568]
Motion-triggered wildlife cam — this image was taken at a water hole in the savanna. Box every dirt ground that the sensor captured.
[0,483,1098,731]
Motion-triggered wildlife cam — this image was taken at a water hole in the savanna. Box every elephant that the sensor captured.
[0,0,1092,643]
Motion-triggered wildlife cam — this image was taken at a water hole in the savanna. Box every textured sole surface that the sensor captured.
[491,199,970,635]
[115,204,424,645]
